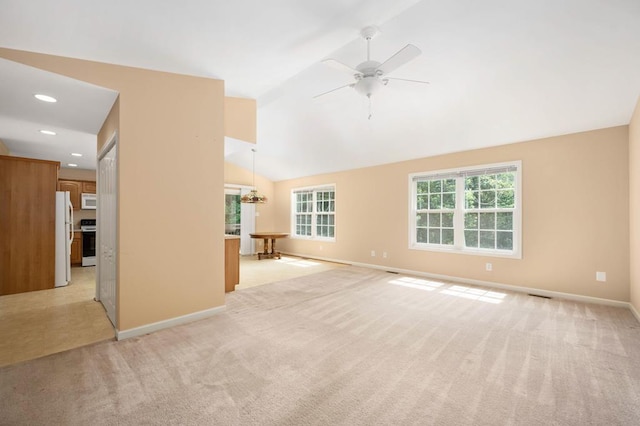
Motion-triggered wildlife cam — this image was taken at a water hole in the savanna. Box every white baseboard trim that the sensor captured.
[282,251,630,309]
[351,261,630,308]
[116,305,226,341]
[629,302,640,323]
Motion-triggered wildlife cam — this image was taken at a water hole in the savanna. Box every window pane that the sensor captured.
[329,201,335,212]
[328,227,334,238]
[497,173,515,189]
[442,213,454,228]
[428,229,440,244]
[417,182,429,194]
[417,195,428,210]
[496,212,513,230]
[497,190,514,208]
[442,229,454,245]
[480,190,496,208]
[479,212,495,230]
[429,194,442,209]
[465,230,478,247]
[329,215,335,225]
[465,213,478,229]
[465,176,478,191]
[480,231,495,249]
[429,180,442,193]
[497,231,513,250]
[480,175,495,190]
[428,213,441,227]
[417,228,428,243]
[416,213,428,227]
[465,191,479,209]
[444,179,456,192]
[442,193,455,209]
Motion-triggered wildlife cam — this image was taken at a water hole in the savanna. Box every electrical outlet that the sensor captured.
[319,245,323,251]
[371,250,376,257]
[596,271,606,282]
[486,263,492,271]
[383,251,388,258]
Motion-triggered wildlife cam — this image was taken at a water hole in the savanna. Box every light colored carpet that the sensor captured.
[1,267,640,425]
[236,254,345,289]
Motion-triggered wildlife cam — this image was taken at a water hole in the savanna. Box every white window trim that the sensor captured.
[408,161,522,259]
[291,184,336,242]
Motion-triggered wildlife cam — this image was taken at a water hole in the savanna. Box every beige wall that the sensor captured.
[0,138,9,155]
[0,48,226,331]
[275,126,630,302]
[224,161,275,233]
[630,97,640,312]
[224,97,257,144]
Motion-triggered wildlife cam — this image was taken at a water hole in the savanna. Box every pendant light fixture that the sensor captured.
[241,148,267,203]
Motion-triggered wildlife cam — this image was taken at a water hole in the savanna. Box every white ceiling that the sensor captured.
[0,58,118,169]
[1,0,639,180]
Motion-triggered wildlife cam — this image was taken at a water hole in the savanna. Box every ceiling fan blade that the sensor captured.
[322,59,361,76]
[385,77,430,84]
[377,44,421,75]
[313,83,355,99]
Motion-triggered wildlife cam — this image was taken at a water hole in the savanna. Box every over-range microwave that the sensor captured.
[81,193,97,209]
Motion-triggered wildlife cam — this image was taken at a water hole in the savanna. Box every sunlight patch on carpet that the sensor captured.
[441,285,506,304]
[388,276,445,291]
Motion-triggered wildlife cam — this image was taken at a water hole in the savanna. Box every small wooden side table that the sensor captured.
[250,232,289,259]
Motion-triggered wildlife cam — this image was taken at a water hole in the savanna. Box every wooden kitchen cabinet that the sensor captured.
[58,180,97,209]
[71,232,82,266]
[58,180,82,210]
[225,237,240,292]
[82,181,96,194]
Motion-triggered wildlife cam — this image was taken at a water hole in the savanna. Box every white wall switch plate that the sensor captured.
[596,271,606,282]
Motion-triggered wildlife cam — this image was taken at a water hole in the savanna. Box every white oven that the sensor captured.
[81,193,97,209]
[80,219,96,266]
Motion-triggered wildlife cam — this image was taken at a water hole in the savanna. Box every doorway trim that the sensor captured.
[96,130,118,328]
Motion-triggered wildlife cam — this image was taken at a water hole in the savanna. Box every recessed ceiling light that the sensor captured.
[71,153,83,157]
[39,130,56,135]
[68,163,78,167]
[34,94,57,103]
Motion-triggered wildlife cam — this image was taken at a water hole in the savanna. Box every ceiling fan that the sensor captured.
[314,26,429,106]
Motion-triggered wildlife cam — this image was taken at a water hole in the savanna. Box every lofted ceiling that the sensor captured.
[1,0,639,180]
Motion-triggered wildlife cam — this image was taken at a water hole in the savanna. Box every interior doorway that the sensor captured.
[96,132,117,327]
[225,186,255,255]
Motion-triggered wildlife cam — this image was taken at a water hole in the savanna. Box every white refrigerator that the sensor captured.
[55,191,73,287]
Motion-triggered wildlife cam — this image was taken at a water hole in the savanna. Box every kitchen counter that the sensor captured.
[224,235,240,239]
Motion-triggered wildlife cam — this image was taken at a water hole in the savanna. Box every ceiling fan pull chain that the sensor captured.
[368,94,373,120]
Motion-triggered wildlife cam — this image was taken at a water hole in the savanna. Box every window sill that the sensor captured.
[409,243,521,259]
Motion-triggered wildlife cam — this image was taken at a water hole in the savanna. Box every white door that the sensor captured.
[96,134,117,327]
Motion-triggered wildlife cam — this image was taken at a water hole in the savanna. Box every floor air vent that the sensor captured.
[386,271,399,274]
[528,293,552,299]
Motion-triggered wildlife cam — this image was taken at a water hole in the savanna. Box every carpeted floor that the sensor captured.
[1,267,640,425]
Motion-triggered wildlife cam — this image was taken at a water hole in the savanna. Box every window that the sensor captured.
[224,189,241,235]
[292,185,335,240]
[409,162,521,258]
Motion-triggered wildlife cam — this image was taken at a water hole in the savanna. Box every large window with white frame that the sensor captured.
[409,161,521,258]
[292,185,336,240]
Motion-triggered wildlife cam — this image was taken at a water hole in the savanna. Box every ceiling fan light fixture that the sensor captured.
[354,76,384,97]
